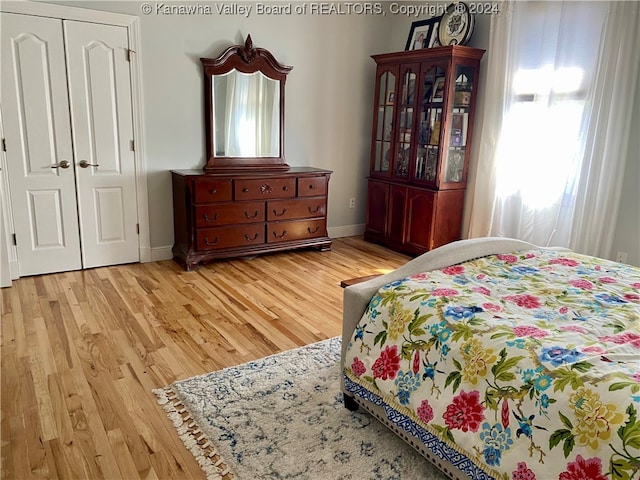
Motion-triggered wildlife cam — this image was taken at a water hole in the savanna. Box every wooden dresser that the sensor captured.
[171,167,332,270]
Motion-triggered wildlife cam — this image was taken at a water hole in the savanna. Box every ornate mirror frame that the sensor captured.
[201,35,292,173]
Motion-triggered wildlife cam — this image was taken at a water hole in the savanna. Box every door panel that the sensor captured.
[1,13,82,275]
[64,21,139,268]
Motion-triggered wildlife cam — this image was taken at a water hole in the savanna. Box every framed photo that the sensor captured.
[405,16,443,51]
[432,77,446,102]
[405,19,432,50]
[386,91,395,105]
[427,17,442,47]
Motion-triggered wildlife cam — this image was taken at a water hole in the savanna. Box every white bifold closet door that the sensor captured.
[1,13,139,276]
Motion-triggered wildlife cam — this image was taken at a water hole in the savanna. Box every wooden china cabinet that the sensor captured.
[364,46,484,255]
[171,36,331,270]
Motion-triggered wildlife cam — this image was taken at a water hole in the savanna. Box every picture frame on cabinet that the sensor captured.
[405,19,433,50]
[386,91,395,105]
[427,18,442,47]
[432,77,446,102]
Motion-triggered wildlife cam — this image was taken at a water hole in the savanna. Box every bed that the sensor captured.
[341,237,640,480]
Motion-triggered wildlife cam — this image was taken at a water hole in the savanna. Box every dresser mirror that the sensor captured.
[201,35,292,172]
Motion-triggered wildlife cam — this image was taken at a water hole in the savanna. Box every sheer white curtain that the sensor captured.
[467,1,640,257]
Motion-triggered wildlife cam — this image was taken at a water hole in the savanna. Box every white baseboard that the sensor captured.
[150,246,174,262]
[328,224,365,238]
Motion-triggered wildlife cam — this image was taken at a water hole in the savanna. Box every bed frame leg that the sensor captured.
[343,394,359,411]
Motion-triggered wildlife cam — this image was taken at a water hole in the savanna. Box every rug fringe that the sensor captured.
[153,387,234,480]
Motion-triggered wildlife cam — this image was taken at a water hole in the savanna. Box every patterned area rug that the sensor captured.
[154,337,448,480]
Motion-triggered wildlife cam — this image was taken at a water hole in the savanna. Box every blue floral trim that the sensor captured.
[344,375,494,480]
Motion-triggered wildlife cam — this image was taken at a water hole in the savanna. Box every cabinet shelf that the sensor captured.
[365,46,485,255]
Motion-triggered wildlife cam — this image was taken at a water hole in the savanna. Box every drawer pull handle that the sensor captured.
[242,188,249,193]
[209,188,217,195]
[244,210,259,219]
[204,236,219,246]
[308,206,321,214]
[273,230,287,239]
[203,213,219,222]
[282,186,289,191]
[244,233,259,242]
[273,208,287,217]
[308,184,315,189]
[307,226,320,234]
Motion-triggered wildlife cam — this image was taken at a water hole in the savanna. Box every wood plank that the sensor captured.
[1,236,409,479]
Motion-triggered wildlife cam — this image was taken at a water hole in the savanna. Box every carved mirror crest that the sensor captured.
[201,35,292,173]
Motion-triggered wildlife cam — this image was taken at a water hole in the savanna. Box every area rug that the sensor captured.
[154,336,449,480]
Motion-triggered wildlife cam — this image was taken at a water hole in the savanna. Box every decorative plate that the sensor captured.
[438,2,474,46]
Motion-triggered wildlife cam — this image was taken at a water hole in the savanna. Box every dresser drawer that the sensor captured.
[298,176,327,197]
[267,219,327,244]
[195,202,264,227]
[235,178,295,200]
[194,179,232,203]
[196,225,265,251]
[267,198,326,221]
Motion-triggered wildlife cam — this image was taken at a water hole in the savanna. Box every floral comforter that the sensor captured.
[343,250,640,480]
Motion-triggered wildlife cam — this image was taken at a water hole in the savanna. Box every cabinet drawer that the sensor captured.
[195,202,264,227]
[194,179,232,203]
[196,225,265,251]
[235,178,295,200]
[267,219,326,244]
[267,198,326,221]
[298,176,327,197]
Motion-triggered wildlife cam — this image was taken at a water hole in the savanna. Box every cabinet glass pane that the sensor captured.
[373,71,395,173]
[396,70,416,178]
[413,66,444,182]
[442,65,474,183]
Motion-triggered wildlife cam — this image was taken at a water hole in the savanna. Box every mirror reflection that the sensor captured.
[213,69,280,158]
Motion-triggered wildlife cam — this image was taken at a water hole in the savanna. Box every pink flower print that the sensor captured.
[550,258,580,267]
[442,265,465,275]
[513,325,549,338]
[371,345,401,380]
[412,351,420,375]
[624,293,640,302]
[473,286,491,296]
[501,398,510,429]
[417,399,434,423]
[632,372,640,383]
[631,282,640,289]
[432,288,459,297]
[351,357,366,377]
[569,279,593,290]
[483,303,502,312]
[524,253,535,259]
[558,306,569,314]
[581,346,606,355]
[497,254,518,264]
[442,390,485,432]
[477,273,486,279]
[560,325,586,334]
[410,272,430,281]
[504,294,542,309]
[512,462,536,480]
[559,455,606,480]
[599,332,640,349]
[598,276,617,284]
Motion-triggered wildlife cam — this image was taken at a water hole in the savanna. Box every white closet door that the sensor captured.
[64,21,139,268]
[1,13,82,276]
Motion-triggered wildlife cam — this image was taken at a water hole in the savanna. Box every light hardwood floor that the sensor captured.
[1,236,409,479]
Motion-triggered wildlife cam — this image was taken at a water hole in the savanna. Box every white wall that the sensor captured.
[9,1,636,263]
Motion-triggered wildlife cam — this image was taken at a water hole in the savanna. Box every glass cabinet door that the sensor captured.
[372,70,395,174]
[442,64,475,184]
[394,66,417,179]
[414,65,445,183]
